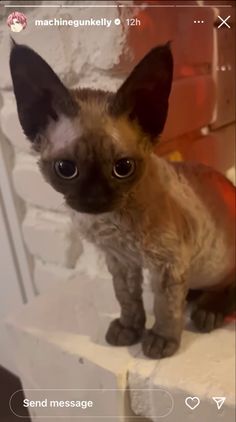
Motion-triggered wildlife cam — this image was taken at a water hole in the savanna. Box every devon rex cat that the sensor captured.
[10,42,235,359]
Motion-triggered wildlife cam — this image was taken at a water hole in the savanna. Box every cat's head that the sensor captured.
[10,42,173,214]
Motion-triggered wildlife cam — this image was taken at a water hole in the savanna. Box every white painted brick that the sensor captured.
[34,258,77,294]
[68,6,126,74]
[0,9,71,89]
[129,325,235,421]
[0,4,126,90]
[3,275,235,421]
[13,152,65,210]
[3,275,130,421]
[0,92,30,152]
[22,207,81,267]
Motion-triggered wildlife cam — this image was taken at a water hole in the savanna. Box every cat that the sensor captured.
[10,41,235,359]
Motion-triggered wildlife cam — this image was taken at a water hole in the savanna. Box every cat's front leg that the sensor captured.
[105,253,146,347]
[142,265,188,359]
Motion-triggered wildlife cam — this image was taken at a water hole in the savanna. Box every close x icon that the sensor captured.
[214,15,231,29]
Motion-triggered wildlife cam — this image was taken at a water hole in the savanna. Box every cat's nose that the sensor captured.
[85,194,108,206]
[83,179,112,204]
[77,181,113,213]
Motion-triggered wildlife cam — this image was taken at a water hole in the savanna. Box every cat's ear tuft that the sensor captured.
[110,43,173,140]
[9,44,77,143]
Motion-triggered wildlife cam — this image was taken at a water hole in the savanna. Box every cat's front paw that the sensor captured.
[105,318,142,346]
[142,329,179,359]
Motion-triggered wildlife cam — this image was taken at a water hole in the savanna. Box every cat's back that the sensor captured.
[171,161,235,225]
[170,160,235,288]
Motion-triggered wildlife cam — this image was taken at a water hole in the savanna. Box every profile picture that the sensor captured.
[7,11,27,33]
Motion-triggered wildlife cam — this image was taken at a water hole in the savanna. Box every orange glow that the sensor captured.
[179,65,195,78]
[130,10,158,53]
[196,79,207,106]
[135,10,152,31]
[225,312,236,322]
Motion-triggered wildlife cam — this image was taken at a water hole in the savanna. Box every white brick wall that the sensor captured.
[22,207,82,267]
[13,153,65,210]
[0,2,129,294]
[34,259,77,294]
[0,93,31,152]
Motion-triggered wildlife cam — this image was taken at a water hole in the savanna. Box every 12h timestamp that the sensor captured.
[126,18,141,26]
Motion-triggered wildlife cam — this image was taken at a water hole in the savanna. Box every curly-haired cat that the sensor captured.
[10,42,235,359]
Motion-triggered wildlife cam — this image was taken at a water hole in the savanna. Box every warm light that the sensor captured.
[216,64,232,71]
[201,127,209,136]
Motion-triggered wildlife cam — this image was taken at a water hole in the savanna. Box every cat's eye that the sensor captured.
[54,160,78,180]
[113,158,135,179]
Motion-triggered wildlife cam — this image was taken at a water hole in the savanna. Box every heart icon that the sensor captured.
[185,396,200,410]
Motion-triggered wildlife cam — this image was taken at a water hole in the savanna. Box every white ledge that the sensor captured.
[4,275,235,421]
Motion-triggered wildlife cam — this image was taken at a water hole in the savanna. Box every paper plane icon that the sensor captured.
[212,397,226,410]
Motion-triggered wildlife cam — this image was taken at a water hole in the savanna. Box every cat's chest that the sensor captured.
[70,210,141,263]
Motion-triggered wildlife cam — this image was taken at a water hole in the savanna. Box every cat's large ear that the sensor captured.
[110,43,173,140]
[10,42,77,143]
